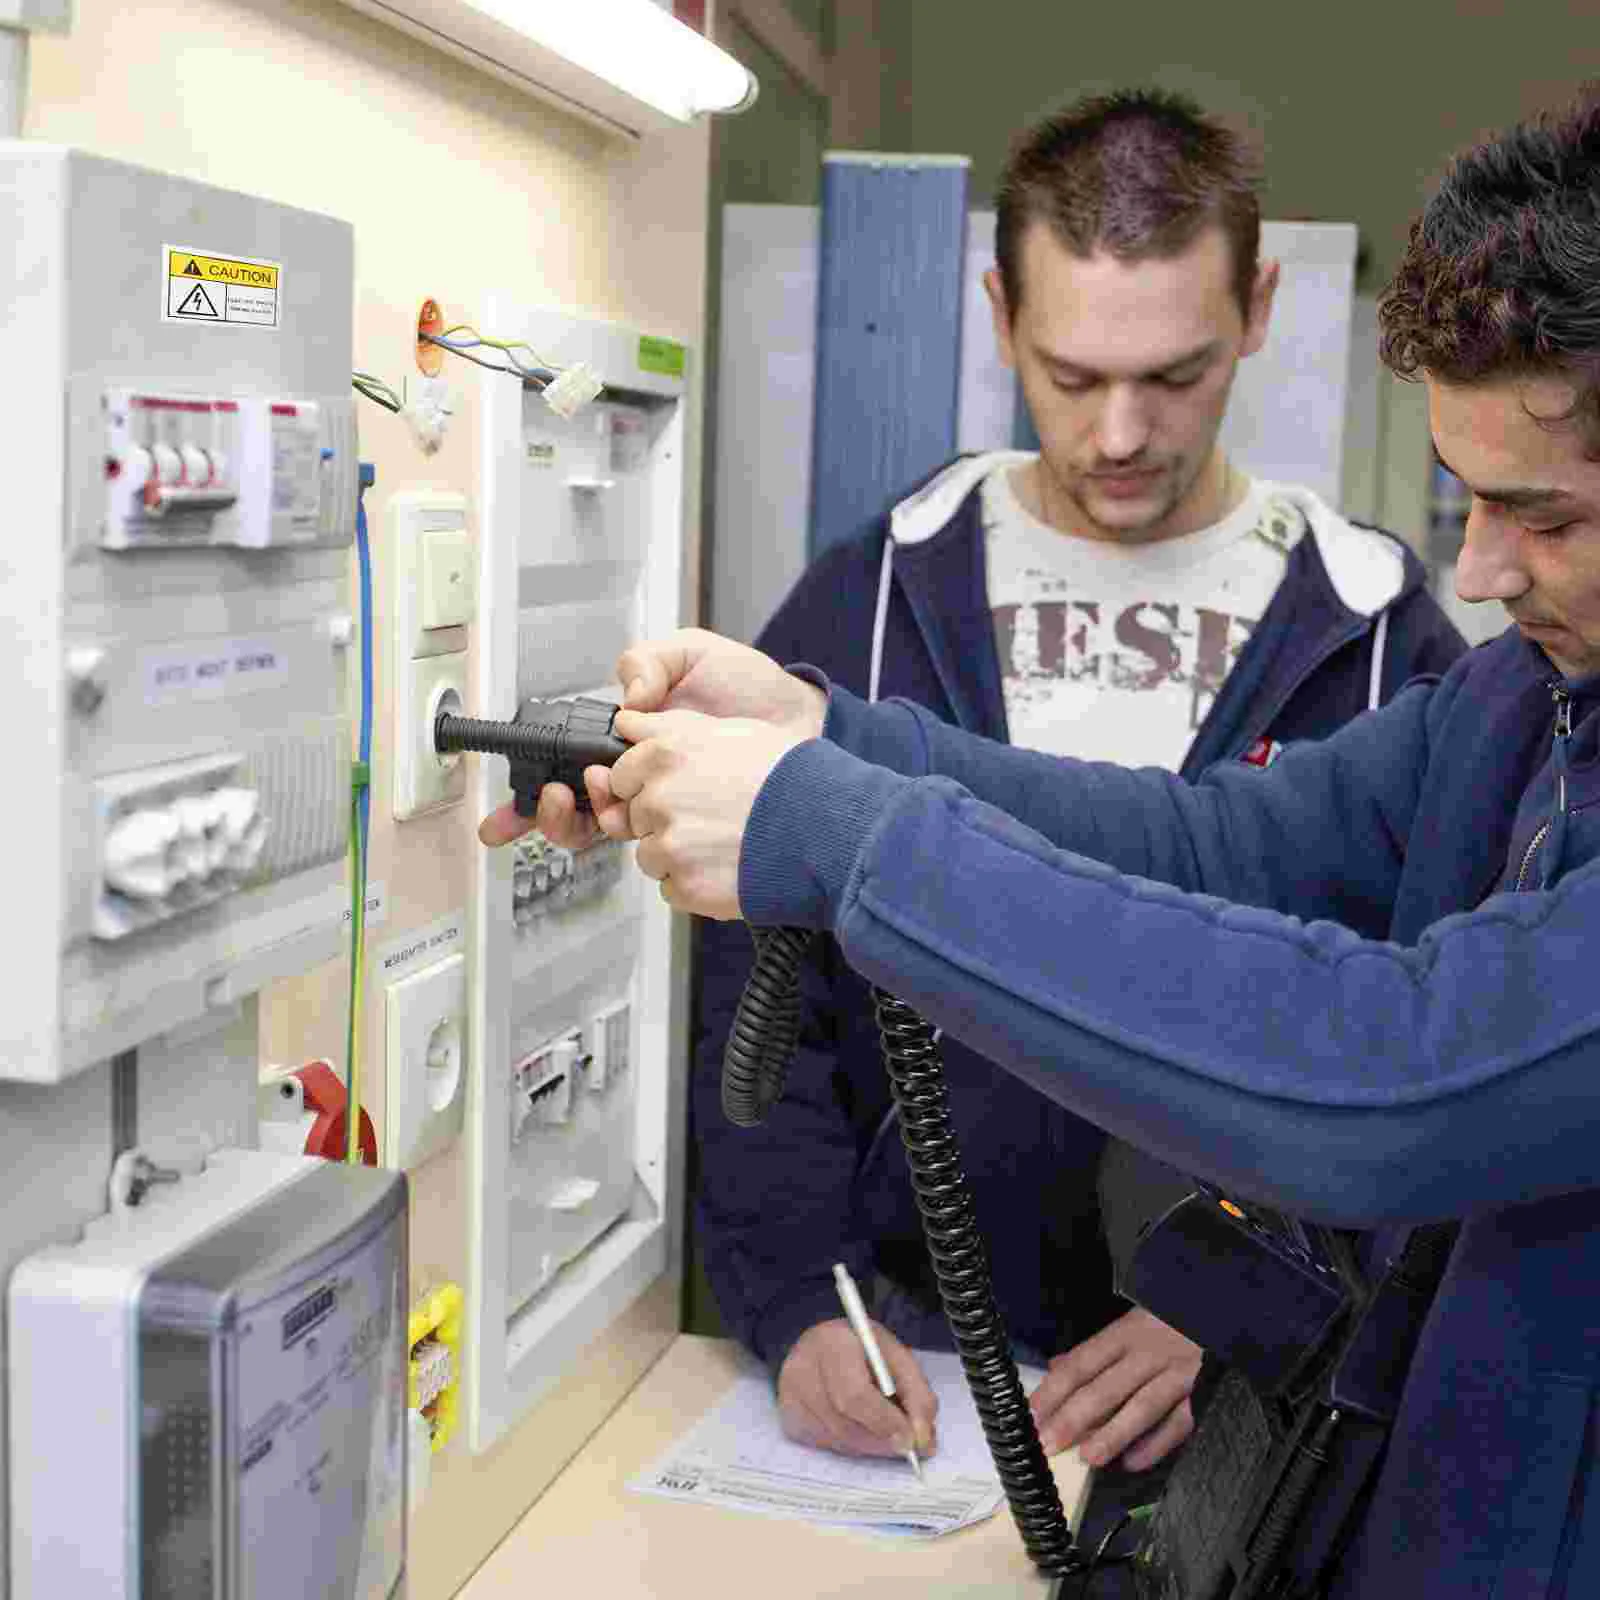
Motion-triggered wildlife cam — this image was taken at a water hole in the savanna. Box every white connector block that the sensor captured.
[541,361,604,420]
[401,377,456,457]
[90,753,268,941]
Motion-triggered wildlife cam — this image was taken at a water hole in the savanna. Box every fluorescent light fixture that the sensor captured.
[336,0,759,138]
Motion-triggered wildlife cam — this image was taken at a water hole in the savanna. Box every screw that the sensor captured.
[66,647,108,715]
[125,1155,181,1207]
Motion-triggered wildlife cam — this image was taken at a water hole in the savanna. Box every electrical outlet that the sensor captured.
[385,952,467,1169]
[394,650,467,819]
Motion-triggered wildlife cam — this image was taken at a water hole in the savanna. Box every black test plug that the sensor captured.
[434,697,630,818]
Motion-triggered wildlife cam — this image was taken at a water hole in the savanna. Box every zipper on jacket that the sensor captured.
[1517,682,1574,890]
[1197,614,1371,780]
[1515,819,1552,891]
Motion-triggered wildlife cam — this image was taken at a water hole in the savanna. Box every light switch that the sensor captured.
[389,490,471,661]
[421,527,474,630]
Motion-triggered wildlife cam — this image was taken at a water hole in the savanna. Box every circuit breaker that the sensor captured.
[465,305,689,1450]
[2,146,357,1081]
[506,1000,637,1309]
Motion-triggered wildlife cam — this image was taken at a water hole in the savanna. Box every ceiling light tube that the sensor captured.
[337,0,759,137]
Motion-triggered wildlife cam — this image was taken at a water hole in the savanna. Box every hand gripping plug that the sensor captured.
[434,697,629,816]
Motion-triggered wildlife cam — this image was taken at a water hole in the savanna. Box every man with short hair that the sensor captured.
[685,89,1460,1488]
[507,89,1600,1592]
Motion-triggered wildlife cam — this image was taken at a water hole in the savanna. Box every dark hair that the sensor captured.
[1379,87,1600,456]
[994,88,1262,317]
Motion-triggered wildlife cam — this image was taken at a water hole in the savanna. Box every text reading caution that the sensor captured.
[163,245,282,329]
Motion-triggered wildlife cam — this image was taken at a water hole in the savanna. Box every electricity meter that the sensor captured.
[8,1149,407,1599]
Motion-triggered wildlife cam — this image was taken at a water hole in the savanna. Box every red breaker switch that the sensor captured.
[294,1059,378,1164]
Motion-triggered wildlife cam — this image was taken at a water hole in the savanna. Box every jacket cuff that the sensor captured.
[752,1282,855,1375]
[810,679,934,777]
[739,739,910,931]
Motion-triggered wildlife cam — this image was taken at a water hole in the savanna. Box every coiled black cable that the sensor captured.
[721,926,812,1128]
[723,933,1081,1577]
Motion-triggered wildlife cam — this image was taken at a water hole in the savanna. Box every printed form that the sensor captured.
[629,1350,1091,1539]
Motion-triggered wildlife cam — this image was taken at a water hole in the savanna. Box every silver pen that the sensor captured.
[832,1261,925,1482]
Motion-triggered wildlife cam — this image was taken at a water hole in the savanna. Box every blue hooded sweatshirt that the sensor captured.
[694,453,1463,1373]
[737,619,1600,1597]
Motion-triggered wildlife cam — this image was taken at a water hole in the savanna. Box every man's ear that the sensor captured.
[1240,258,1280,359]
[985,266,1017,369]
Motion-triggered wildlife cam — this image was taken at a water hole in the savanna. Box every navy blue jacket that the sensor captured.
[739,619,1600,1598]
[694,455,1463,1372]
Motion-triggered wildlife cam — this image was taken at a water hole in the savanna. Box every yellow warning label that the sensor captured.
[168,250,279,288]
[164,244,282,329]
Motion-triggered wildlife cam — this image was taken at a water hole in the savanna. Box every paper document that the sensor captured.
[629,1349,1057,1539]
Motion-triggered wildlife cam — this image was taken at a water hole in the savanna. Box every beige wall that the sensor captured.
[887,0,1600,285]
[22,0,710,1592]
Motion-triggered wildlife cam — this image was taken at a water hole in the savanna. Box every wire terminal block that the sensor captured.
[541,361,604,419]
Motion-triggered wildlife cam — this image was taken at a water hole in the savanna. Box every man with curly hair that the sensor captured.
[690,89,1458,1505]
[494,87,1600,1595]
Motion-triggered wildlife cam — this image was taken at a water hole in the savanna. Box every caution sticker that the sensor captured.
[163,245,282,329]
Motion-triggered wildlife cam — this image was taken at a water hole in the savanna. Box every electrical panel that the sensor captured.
[2,146,357,1081]
[466,305,689,1450]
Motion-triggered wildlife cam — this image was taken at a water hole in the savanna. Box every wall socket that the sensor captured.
[385,951,467,1169]
[394,650,467,819]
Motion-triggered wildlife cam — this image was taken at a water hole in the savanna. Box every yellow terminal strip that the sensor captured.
[407,1282,464,1453]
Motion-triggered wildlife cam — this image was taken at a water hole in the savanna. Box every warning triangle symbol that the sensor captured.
[176,283,220,319]
[183,258,202,276]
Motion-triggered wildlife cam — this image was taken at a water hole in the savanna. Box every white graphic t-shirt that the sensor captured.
[983,461,1300,768]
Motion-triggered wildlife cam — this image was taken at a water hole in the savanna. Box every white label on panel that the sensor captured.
[141,635,291,706]
[375,911,465,982]
[340,881,388,932]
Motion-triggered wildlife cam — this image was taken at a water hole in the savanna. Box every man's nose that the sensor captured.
[1454,503,1532,605]
[1094,385,1152,463]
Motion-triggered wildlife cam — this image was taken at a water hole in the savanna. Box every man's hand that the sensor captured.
[477,772,612,851]
[614,628,826,731]
[1029,1308,1201,1471]
[607,708,804,918]
[778,1318,939,1462]
[477,629,825,852]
